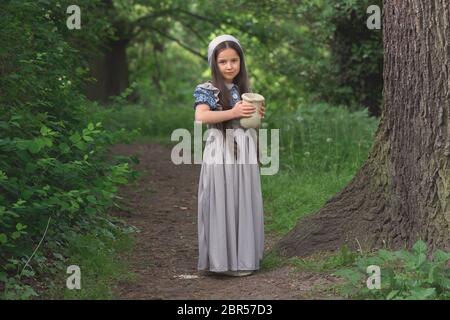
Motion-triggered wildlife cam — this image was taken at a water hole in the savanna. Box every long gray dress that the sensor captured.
[193,81,264,272]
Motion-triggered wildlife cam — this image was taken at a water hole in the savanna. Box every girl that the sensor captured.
[193,34,266,277]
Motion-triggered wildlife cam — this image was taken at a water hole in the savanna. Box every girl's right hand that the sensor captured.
[232,100,256,119]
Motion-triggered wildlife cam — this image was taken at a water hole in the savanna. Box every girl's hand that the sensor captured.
[259,101,266,119]
[232,100,256,119]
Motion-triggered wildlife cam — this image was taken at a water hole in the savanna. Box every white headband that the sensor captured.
[207,34,243,67]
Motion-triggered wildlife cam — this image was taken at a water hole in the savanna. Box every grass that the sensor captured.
[260,241,359,274]
[260,250,289,271]
[260,102,378,235]
[88,102,195,140]
[261,170,357,235]
[44,226,137,300]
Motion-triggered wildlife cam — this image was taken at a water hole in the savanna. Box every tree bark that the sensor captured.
[85,38,130,104]
[85,0,130,103]
[275,0,450,257]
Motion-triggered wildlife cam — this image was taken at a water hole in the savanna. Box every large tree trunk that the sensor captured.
[85,0,130,103]
[85,39,130,104]
[275,1,450,257]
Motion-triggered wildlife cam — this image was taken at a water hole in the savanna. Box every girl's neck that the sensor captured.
[225,82,234,89]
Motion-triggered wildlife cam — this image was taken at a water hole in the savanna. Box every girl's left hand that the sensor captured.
[259,101,266,119]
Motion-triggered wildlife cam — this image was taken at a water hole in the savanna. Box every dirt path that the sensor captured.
[109,142,339,299]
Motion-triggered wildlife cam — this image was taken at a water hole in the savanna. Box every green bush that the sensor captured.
[0,0,136,298]
[334,241,450,300]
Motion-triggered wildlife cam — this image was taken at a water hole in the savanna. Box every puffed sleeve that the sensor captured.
[193,86,217,110]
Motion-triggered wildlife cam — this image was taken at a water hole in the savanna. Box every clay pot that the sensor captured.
[240,93,265,129]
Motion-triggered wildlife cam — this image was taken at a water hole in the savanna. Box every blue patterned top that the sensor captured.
[193,81,241,111]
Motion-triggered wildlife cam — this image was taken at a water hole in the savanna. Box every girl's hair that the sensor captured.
[210,41,251,110]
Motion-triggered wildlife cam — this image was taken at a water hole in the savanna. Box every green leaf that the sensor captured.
[415,252,427,268]
[386,290,399,300]
[334,268,362,285]
[40,125,50,136]
[378,249,397,262]
[82,135,93,142]
[42,137,53,147]
[69,132,81,143]
[412,240,427,255]
[11,231,21,240]
[427,265,438,284]
[27,141,41,154]
[15,140,28,150]
[111,176,128,184]
[0,234,7,245]
[12,199,26,208]
[59,142,70,154]
[86,195,97,204]
[20,269,35,277]
[407,288,436,300]
[16,223,27,231]
[395,250,414,262]
[88,123,94,130]
[433,250,450,264]
[75,141,86,150]
[0,170,8,182]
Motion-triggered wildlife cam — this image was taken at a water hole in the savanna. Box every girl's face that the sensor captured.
[216,48,240,84]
